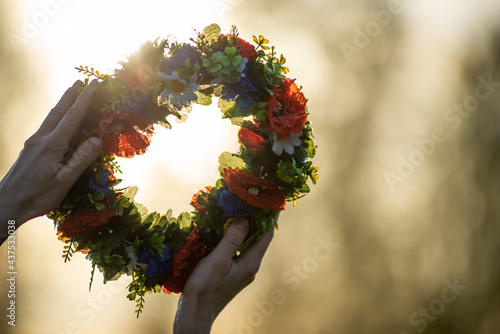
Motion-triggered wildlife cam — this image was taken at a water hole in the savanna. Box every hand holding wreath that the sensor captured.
[174,218,274,334]
[0,80,102,242]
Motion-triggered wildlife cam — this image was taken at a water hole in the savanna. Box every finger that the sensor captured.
[210,218,249,263]
[55,136,103,185]
[52,80,99,141]
[236,228,274,267]
[36,81,83,135]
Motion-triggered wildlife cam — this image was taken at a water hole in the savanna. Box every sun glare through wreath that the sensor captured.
[48,24,318,317]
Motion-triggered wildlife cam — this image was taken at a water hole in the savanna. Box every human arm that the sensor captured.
[173,218,274,334]
[0,80,103,244]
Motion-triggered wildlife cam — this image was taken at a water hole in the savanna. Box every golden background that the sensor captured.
[1,0,500,333]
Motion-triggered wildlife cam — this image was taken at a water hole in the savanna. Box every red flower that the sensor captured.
[190,186,213,213]
[105,165,116,181]
[238,124,265,154]
[223,168,286,211]
[161,227,206,294]
[99,110,154,158]
[227,35,257,62]
[58,207,116,238]
[264,78,308,137]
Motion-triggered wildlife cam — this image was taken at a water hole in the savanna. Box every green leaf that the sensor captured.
[124,186,138,201]
[115,205,123,216]
[178,212,191,228]
[166,209,173,221]
[216,178,226,189]
[195,91,212,106]
[91,252,101,263]
[218,98,252,119]
[218,98,237,117]
[62,203,74,209]
[254,108,266,121]
[218,152,246,175]
[95,202,105,211]
[203,23,221,42]
[230,117,244,125]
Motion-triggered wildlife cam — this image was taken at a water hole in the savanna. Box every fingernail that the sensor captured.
[89,136,102,148]
[233,218,249,231]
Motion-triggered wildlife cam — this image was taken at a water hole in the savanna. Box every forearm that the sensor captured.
[174,296,214,334]
[0,182,30,246]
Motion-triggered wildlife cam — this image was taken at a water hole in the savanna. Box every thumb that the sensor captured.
[210,218,249,263]
[57,137,103,184]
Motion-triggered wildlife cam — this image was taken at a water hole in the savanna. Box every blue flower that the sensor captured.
[137,245,173,278]
[221,61,265,109]
[89,169,112,195]
[161,44,201,74]
[157,71,199,110]
[215,188,255,221]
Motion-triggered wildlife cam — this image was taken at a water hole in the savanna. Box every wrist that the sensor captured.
[174,295,215,334]
[0,181,31,231]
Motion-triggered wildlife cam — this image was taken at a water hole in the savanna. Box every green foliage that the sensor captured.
[237,213,278,252]
[218,152,246,175]
[127,271,147,318]
[146,231,166,256]
[217,98,254,122]
[250,35,290,90]
[202,46,244,82]
[202,23,222,43]
[89,263,96,291]
[195,91,212,106]
[62,239,77,263]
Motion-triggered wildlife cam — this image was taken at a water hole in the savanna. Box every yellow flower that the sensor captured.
[223,218,235,234]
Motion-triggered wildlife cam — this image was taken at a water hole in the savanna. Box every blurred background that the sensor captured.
[1,0,500,333]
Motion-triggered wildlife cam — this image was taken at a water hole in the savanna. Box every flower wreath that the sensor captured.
[48,24,318,317]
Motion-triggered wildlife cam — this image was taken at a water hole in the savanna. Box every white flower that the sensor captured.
[157,71,199,109]
[271,131,303,155]
[125,245,147,275]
